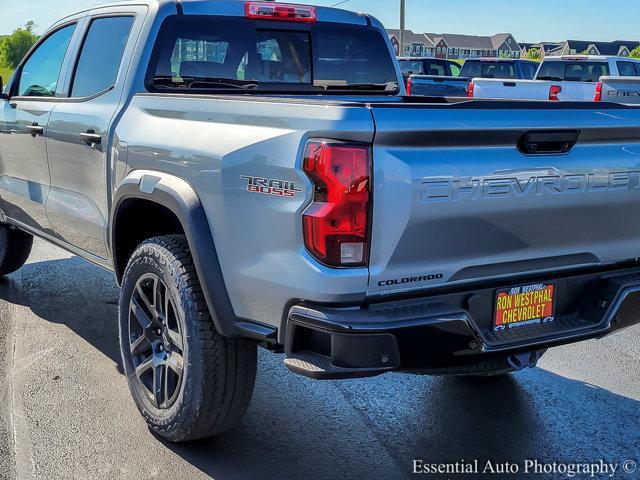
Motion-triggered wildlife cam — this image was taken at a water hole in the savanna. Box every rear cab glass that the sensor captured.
[536,61,610,82]
[398,60,454,77]
[399,60,424,76]
[521,62,538,79]
[460,61,517,79]
[422,61,448,76]
[148,16,399,94]
[616,61,640,77]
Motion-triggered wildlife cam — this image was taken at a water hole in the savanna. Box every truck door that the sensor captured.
[46,13,139,259]
[0,23,78,233]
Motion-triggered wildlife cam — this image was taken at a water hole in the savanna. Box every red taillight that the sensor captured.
[467,81,475,98]
[549,85,562,101]
[594,81,603,102]
[302,141,371,267]
[406,77,412,95]
[245,1,317,22]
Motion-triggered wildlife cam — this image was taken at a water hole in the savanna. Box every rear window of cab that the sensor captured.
[147,15,399,94]
[460,61,517,79]
[536,61,610,82]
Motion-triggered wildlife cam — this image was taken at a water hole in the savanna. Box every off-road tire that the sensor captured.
[119,235,257,442]
[0,224,33,276]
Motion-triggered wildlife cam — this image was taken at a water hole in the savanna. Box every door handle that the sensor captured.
[518,130,580,155]
[26,123,44,137]
[80,130,101,145]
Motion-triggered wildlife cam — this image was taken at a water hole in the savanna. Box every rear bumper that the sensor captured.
[284,267,640,379]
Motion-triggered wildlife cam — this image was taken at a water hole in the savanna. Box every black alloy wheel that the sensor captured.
[128,273,185,409]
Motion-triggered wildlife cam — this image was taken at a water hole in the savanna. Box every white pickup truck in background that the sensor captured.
[470,56,640,102]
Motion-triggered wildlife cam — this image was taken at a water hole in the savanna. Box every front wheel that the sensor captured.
[118,235,257,442]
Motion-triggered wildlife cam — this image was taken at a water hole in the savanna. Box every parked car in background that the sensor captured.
[407,58,538,97]
[471,56,640,101]
[398,57,461,81]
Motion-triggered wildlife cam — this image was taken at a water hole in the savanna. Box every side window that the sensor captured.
[636,64,640,76]
[617,61,638,77]
[17,24,76,97]
[71,16,134,97]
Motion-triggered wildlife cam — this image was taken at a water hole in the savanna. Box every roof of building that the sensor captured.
[419,32,519,50]
[490,33,517,49]
[433,33,495,50]
[564,40,639,55]
[387,29,435,47]
[542,55,640,62]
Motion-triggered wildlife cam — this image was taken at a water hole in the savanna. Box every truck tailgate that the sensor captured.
[472,79,552,100]
[367,102,640,296]
[557,82,598,101]
[599,77,640,105]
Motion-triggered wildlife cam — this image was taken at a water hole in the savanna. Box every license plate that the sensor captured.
[494,283,555,331]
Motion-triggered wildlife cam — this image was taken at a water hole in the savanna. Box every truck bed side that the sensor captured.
[114,93,376,326]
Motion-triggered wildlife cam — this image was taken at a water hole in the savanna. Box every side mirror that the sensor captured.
[0,77,9,101]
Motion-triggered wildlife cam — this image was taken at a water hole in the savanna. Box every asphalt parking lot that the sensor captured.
[0,239,639,480]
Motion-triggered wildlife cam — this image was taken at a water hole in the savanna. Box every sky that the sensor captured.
[1,0,637,43]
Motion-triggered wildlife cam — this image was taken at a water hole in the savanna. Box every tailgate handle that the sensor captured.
[503,82,516,87]
[518,130,579,155]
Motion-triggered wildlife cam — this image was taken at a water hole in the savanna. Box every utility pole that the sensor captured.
[399,0,406,56]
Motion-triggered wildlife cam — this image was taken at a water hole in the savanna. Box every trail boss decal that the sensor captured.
[241,175,303,198]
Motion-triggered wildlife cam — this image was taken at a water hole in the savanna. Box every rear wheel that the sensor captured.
[0,224,33,276]
[118,235,257,442]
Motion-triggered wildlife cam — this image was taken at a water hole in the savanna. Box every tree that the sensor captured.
[524,48,542,61]
[631,45,640,59]
[0,22,38,70]
[499,51,510,59]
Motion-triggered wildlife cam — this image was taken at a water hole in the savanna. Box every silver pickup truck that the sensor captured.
[2,0,640,443]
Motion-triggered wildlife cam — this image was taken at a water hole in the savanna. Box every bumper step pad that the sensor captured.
[284,351,393,380]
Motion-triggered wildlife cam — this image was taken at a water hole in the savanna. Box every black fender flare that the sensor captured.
[110,170,238,337]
